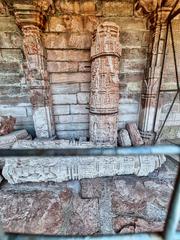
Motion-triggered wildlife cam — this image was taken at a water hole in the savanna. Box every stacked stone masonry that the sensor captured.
[0,0,179,140]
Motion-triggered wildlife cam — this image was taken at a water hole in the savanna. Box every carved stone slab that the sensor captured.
[126,123,144,146]
[118,129,132,147]
[2,154,166,184]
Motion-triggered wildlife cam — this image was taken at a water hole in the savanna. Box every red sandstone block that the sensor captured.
[126,123,144,146]
[47,50,90,62]
[50,73,91,83]
[47,62,78,73]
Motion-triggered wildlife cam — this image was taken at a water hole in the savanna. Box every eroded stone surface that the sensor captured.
[0,185,100,235]
[89,22,121,146]
[126,123,144,146]
[2,154,166,184]
[118,129,132,147]
[0,129,29,149]
[0,116,16,136]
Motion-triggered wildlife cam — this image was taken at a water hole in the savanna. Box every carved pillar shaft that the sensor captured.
[139,8,171,141]
[89,22,121,146]
[14,3,55,138]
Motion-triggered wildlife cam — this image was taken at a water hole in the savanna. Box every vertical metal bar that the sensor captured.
[164,166,180,240]
[152,22,169,133]
[169,21,179,90]
[154,91,178,143]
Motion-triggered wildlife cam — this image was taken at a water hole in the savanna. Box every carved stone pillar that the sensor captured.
[89,22,121,146]
[135,1,177,143]
[14,2,55,138]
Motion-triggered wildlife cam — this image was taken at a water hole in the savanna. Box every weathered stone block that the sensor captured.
[121,48,147,60]
[51,83,79,94]
[43,33,92,49]
[126,123,144,146]
[118,129,132,147]
[53,94,77,105]
[51,73,91,83]
[0,62,22,73]
[47,62,78,73]
[2,154,166,184]
[0,17,18,32]
[0,49,23,62]
[0,32,22,48]
[80,83,90,92]
[53,105,70,115]
[47,50,90,61]
[0,129,29,149]
[77,92,90,104]
[70,104,89,114]
[56,122,89,131]
[0,106,27,117]
[56,114,89,124]
[102,1,133,17]
[81,178,104,199]
[78,62,91,72]
[112,179,172,223]
[0,185,100,235]
[119,31,144,47]
[56,130,89,140]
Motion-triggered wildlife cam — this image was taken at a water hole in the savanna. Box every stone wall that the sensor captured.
[0,0,179,140]
[0,157,178,235]
[45,0,148,140]
[0,4,34,135]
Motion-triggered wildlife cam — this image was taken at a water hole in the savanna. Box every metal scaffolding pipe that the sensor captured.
[0,145,179,157]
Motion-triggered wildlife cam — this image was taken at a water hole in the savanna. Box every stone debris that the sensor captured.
[0,116,16,136]
[126,123,144,146]
[0,129,30,149]
[118,129,132,147]
[2,154,166,184]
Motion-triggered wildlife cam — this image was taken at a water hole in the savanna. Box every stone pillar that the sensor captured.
[89,22,121,146]
[135,1,176,143]
[139,9,171,142]
[14,2,55,138]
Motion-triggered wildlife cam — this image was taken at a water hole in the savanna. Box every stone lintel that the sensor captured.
[2,154,166,184]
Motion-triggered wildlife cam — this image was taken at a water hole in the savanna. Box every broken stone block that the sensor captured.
[118,129,132,147]
[126,123,144,146]
[0,129,29,149]
[2,154,166,184]
[0,116,16,136]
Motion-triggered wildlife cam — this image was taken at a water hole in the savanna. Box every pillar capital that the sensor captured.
[13,0,53,30]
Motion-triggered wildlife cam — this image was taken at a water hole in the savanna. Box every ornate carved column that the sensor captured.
[89,22,121,146]
[14,1,55,138]
[135,0,177,143]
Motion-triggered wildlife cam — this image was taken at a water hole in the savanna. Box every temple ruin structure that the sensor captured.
[0,0,179,236]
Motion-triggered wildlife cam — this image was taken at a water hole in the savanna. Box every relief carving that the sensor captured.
[90,22,121,146]
[14,3,55,138]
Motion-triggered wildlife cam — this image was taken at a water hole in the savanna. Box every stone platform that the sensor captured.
[0,155,179,236]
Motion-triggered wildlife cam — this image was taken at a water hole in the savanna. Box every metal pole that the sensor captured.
[0,145,180,157]
[164,166,180,240]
